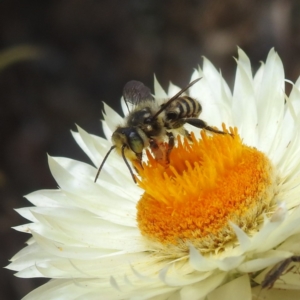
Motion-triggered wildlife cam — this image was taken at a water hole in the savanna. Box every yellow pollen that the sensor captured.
[136,126,276,254]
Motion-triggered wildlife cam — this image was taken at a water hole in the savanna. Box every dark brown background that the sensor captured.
[1,0,300,299]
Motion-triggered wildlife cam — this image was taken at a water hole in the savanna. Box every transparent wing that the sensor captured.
[123,80,154,108]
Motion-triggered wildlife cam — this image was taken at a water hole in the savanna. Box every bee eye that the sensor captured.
[129,132,144,154]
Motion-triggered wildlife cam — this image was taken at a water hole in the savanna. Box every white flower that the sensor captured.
[7,48,300,300]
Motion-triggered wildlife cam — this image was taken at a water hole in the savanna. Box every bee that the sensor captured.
[94,78,226,183]
[261,256,300,289]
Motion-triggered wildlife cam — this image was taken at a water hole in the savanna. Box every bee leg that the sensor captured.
[132,153,143,176]
[150,139,159,151]
[121,145,137,183]
[183,129,193,142]
[150,139,164,162]
[166,132,175,163]
[185,118,228,135]
[136,153,143,169]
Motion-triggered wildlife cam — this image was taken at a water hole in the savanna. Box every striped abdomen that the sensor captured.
[164,96,202,129]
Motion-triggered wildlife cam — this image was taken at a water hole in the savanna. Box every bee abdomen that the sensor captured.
[168,96,201,119]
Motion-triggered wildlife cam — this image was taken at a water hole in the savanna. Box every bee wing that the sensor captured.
[123,81,154,108]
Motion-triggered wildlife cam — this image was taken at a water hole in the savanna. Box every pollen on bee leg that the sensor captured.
[136,127,278,256]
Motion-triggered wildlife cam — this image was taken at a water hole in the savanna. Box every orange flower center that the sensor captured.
[136,127,276,255]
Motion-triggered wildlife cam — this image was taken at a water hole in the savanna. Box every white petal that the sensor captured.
[207,275,251,300]
[180,272,226,300]
[189,245,217,271]
[252,286,300,300]
[214,256,245,272]
[121,96,133,116]
[73,125,102,166]
[159,266,212,287]
[15,207,38,223]
[102,102,123,131]
[167,82,181,97]
[196,58,232,128]
[154,75,168,99]
[25,189,71,207]
[232,52,257,145]
[256,49,285,153]
[229,222,251,252]
[236,48,252,79]
[238,250,292,273]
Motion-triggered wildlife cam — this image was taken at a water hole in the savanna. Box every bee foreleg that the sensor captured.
[134,153,143,172]
[185,118,226,135]
[121,145,137,184]
[132,154,143,180]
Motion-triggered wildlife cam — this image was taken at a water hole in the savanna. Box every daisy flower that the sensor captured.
[7,48,300,300]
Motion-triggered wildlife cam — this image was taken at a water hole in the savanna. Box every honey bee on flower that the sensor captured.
[95,78,227,183]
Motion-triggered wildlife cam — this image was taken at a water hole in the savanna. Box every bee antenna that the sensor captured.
[121,144,137,183]
[150,77,202,120]
[94,145,117,183]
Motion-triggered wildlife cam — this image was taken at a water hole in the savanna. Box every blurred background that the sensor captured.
[1,0,300,298]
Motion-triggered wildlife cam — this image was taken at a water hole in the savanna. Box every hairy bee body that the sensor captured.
[111,100,167,167]
[95,78,227,183]
[126,101,165,137]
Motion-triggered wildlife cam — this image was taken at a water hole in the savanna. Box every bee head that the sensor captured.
[94,126,148,184]
[112,127,148,156]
